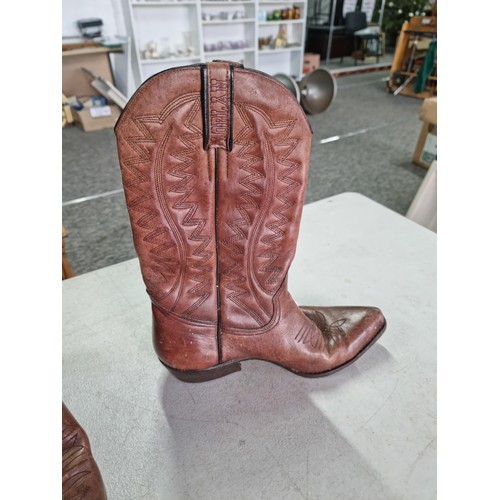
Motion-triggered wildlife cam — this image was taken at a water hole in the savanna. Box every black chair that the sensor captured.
[344,11,382,65]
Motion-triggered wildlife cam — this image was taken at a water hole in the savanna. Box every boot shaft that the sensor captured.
[115,62,312,330]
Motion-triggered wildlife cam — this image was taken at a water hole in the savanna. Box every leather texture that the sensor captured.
[115,61,386,377]
[62,403,107,500]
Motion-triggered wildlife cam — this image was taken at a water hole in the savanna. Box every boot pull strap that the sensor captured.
[202,61,242,152]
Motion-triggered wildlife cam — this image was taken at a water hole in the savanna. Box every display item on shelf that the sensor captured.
[274,23,288,47]
[143,40,160,59]
[77,18,103,39]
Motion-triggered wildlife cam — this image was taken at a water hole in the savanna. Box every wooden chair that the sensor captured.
[62,225,74,279]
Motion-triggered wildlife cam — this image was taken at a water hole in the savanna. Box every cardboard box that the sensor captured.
[412,97,437,169]
[71,104,121,132]
[62,47,114,98]
[363,32,386,62]
[303,53,320,74]
[419,96,437,125]
[413,122,437,169]
[408,16,437,33]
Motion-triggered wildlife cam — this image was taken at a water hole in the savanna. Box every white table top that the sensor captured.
[63,192,436,500]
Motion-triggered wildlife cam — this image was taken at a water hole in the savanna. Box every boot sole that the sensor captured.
[162,320,386,383]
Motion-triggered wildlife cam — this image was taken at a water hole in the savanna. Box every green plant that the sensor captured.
[382,0,433,36]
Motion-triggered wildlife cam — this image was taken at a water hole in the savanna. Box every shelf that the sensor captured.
[203,18,256,24]
[259,19,304,25]
[259,1,305,4]
[201,1,252,4]
[206,47,255,56]
[132,1,198,5]
[200,0,254,6]
[140,55,200,64]
[259,46,301,53]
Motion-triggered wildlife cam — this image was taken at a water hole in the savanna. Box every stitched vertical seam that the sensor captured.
[201,64,209,150]
[214,148,222,363]
[228,64,234,151]
[207,148,212,182]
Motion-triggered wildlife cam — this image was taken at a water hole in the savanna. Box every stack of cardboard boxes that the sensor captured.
[62,46,121,132]
[303,53,320,74]
[413,96,437,169]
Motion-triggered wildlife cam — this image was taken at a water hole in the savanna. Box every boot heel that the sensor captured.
[162,360,242,383]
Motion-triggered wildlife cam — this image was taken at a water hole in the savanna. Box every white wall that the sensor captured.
[62,0,134,96]
[62,0,125,38]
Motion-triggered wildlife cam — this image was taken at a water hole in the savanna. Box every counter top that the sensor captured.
[63,192,436,499]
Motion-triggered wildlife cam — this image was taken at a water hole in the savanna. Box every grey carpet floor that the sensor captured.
[62,69,426,276]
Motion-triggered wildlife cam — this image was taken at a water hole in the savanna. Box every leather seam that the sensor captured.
[222,280,286,336]
[152,301,217,326]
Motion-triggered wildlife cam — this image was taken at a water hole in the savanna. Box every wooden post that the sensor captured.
[62,225,74,279]
[390,21,410,78]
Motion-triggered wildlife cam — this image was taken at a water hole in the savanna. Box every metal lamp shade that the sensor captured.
[273,73,301,102]
[298,68,337,115]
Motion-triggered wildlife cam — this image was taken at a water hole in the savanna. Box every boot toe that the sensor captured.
[301,305,386,369]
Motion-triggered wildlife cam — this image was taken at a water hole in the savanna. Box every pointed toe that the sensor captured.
[300,305,386,373]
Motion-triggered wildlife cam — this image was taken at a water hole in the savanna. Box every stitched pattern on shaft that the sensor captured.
[219,104,268,326]
[168,98,214,316]
[260,122,300,286]
[121,108,183,300]
[120,94,214,315]
[237,103,302,296]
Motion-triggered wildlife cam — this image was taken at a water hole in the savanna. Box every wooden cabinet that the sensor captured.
[387,16,437,98]
[305,26,354,60]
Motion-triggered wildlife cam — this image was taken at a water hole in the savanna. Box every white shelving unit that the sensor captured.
[201,0,257,69]
[257,0,306,77]
[122,0,308,89]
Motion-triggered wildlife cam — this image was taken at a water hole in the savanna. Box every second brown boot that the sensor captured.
[62,403,107,500]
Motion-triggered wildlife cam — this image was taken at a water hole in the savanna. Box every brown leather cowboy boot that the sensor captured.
[62,403,107,499]
[115,61,386,382]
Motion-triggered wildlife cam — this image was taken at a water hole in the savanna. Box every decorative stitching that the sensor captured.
[167,98,213,316]
[302,311,348,354]
[259,124,300,287]
[218,103,270,325]
[121,114,181,301]
[62,428,92,498]
[235,103,302,296]
[295,322,322,350]
[119,93,214,315]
